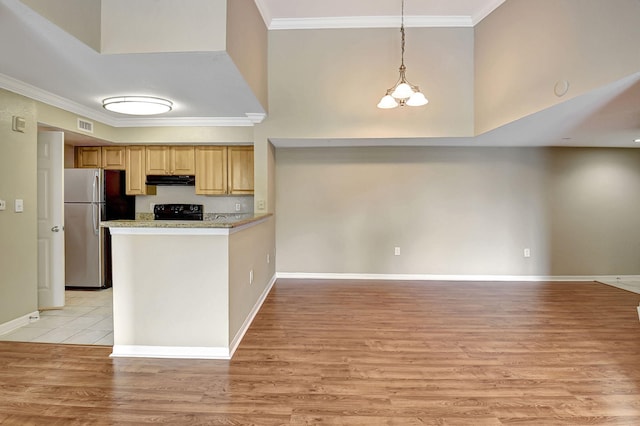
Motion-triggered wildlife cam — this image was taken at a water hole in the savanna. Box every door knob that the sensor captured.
[51,226,60,232]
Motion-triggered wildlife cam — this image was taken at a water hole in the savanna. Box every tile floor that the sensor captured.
[599,278,640,295]
[0,288,113,345]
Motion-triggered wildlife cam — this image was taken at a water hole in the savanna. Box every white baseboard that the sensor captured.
[275,272,640,283]
[110,345,230,360]
[0,311,39,336]
[229,273,277,358]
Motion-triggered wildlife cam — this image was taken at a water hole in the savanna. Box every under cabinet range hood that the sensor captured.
[145,175,195,186]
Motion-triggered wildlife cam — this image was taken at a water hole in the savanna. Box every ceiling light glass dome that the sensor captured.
[102,96,173,115]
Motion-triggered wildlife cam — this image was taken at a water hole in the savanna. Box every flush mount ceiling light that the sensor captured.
[377,0,428,109]
[102,96,173,115]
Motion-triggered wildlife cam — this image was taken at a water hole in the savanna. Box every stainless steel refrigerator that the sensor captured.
[64,168,135,288]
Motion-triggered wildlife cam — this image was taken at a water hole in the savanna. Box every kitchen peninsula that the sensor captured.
[101,214,275,359]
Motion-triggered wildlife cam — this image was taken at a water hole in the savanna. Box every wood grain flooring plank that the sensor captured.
[1,279,639,424]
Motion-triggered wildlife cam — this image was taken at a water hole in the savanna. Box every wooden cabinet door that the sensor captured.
[101,146,126,170]
[145,146,195,175]
[227,146,254,195]
[195,146,227,195]
[126,146,156,195]
[145,146,170,175]
[75,146,101,168]
[171,146,195,175]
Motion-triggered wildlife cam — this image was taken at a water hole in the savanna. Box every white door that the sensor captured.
[37,131,65,309]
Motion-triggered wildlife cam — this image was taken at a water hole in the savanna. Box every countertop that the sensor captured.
[101,213,272,229]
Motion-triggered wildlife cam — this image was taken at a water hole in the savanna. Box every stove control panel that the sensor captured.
[154,204,203,221]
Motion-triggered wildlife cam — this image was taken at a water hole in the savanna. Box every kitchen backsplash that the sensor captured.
[135,186,254,214]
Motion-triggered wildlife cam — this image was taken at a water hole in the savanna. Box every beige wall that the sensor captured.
[101,0,227,54]
[475,0,640,134]
[254,25,475,212]
[227,0,269,112]
[265,27,474,139]
[0,89,38,324]
[36,102,120,143]
[229,217,276,343]
[252,125,275,213]
[275,146,640,276]
[21,0,228,54]
[21,0,101,52]
[547,148,640,275]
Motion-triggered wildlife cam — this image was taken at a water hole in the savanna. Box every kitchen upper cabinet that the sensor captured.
[194,146,254,195]
[76,144,251,196]
[101,146,126,170]
[75,146,125,170]
[145,146,195,175]
[172,146,196,175]
[126,146,156,196]
[227,146,254,195]
[195,146,227,195]
[145,146,170,175]
[75,146,101,168]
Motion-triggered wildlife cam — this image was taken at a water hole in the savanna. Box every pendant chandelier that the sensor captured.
[377,0,428,109]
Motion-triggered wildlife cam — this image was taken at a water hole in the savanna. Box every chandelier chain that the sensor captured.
[400,0,406,68]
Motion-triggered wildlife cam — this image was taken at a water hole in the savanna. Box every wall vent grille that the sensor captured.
[77,118,94,133]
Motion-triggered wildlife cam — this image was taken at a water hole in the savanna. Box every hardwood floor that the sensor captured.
[1,279,640,425]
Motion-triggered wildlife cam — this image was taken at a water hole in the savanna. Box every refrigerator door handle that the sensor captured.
[92,203,99,235]
[93,172,99,203]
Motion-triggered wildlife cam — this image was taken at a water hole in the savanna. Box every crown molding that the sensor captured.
[107,114,266,128]
[253,0,272,29]
[0,72,264,128]
[0,72,117,126]
[471,0,507,25]
[245,113,267,124]
[269,15,473,30]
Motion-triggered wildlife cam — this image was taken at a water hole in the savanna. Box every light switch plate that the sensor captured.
[15,199,23,212]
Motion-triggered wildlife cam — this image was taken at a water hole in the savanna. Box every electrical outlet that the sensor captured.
[257,199,265,210]
[249,269,254,285]
[0,200,6,211]
[394,247,401,256]
[524,248,531,258]
[235,203,241,211]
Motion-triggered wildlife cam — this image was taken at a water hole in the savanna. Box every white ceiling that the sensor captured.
[0,0,265,128]
[0,0,638,148]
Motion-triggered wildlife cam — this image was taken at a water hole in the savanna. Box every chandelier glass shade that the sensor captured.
[102,96,173,115]
[377,0,428,109]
